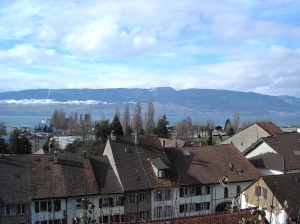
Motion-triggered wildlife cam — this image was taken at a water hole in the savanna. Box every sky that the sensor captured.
[0,0,300,97]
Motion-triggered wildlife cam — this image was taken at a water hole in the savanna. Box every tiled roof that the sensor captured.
[138,135,178,188]
[89,155,123,194]
[30,153,100,199]
[27,134,47,140]
[0,155,31,204]
[160,138,186,147]
[107,135,152,191]
[256,122,284,135]
[262,132,300,170]
[262,173,300,220]
[248,153,284,171]
[165,144,261,186]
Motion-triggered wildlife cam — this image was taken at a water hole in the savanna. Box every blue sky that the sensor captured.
[1,0,300,97]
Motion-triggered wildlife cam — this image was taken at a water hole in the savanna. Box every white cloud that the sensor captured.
[0,44,55,64]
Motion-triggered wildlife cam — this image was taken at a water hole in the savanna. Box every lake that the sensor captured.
[0,115,300,128]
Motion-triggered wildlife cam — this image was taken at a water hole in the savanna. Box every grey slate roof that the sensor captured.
[0,155,31,204]
[107,135,152,191]
[89,155,123,194]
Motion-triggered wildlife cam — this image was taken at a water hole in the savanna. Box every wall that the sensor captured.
[220,124,269,152]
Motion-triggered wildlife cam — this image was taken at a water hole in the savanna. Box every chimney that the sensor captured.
[135,130,139,145]
[111,130,116,141]
[54,150,58,164]
[162,140,165,149]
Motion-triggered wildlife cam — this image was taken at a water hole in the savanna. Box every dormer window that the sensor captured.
[150,158,169,179]
[158,170,166,178]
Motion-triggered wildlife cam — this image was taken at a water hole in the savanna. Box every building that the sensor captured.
[237,173,300,224]
[244,132,300,175]
[220,122,284,153]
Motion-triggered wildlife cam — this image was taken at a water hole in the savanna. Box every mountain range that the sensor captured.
[0,87,300,116]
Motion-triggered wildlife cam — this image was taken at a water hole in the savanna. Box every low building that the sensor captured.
[237,173,300,224]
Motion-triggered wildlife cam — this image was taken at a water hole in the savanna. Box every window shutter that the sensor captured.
[121,197,124,206]
[180,204,185,213]
[109,198,114,207]
[180,188,183,197]
[99,198,102,208]
[170,189,173,199]
[196,187,201,195]
[207,186,210,194]
[146,194,150,203]
[263,188,267,200]
[154,191,157,201]
[255,186,259,197]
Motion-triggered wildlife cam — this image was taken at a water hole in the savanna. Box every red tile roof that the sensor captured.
[30,153,100,199]
[165,144,261,185]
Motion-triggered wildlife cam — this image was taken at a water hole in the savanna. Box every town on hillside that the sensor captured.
[1,107,300,224]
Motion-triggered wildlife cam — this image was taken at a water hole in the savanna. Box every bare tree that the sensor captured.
[144,99,155,135]
[122,103,131,135]
[232,111,240,132]
[176,116,192,139]
[240,119,253,130]
[115,107,120,121]
[132,101,143,133]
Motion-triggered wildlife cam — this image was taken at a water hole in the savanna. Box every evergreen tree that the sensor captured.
[110,114,124,135]
[154,115,170,138]
[8,129,32,154]
[94,119,110,143]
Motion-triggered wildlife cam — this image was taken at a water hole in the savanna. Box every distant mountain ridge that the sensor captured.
[0,87,299,116]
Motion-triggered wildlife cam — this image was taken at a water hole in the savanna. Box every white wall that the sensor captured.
[246,142,276,158]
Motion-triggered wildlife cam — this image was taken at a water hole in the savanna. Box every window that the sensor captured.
[76,199,82,209]
[102,198,109,207]
[158,169,166,178]
[180,187,198,197]
[255,186,267,200]
[236,185,241,195]
[154,189,172,201]
[18,204,25,215]
[163,189,172,200]
[154,206,172,218]
[2,205,10,215]
[180,203,209,213]
[199,202,210,210]
[139,193,145,203]
[202,186,210,195]
[114,196,123,206]
[35,200,60,213]
[139,210,149,220]
[102,216,109,223]
[129,194,136,204]
[54,200,61,211]
[224,188,228,198]
[40,201,48,211]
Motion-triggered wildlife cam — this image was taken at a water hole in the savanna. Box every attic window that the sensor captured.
[134,175,140,181]
[34,157,41,162]
[150,158,169,179]
[125,148,130,153]
[44,166,51,170]
[182,150,191,156]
